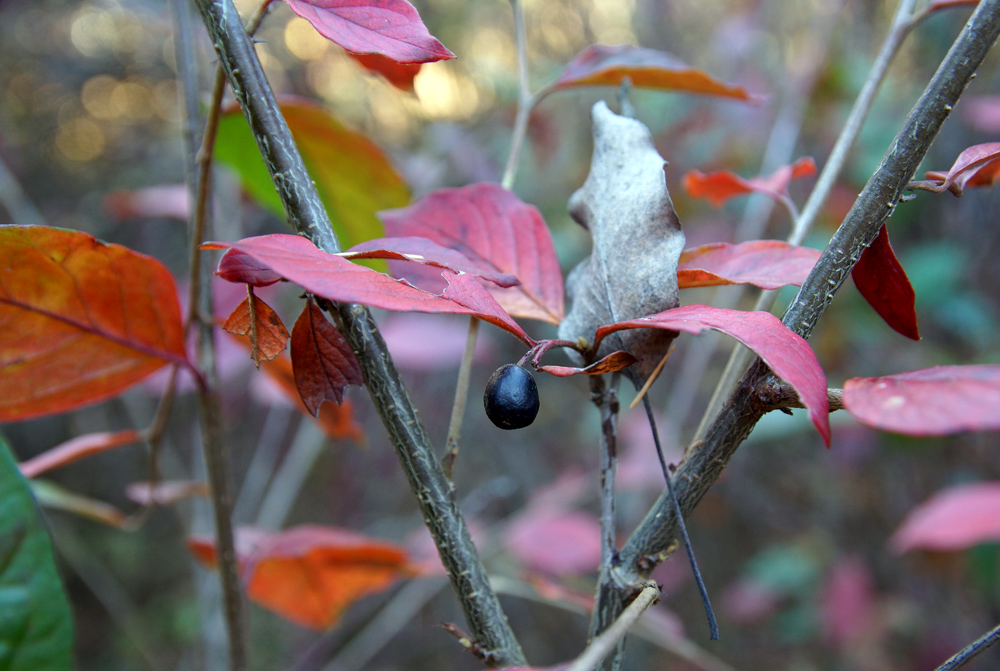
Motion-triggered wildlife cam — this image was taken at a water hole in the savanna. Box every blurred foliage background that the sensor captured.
[2,0,1000,669]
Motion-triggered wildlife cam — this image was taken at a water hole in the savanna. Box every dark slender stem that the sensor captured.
[595,0,1000,630]
[442,316,479,479]
[934,623,1000,671]
[189,0,525,663]
[643,396,718,640]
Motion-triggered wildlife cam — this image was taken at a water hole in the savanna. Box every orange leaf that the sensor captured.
[0,225,188,422]
[290,299,363,416]
[222,288,290,367]
[550,44,759,102]
[683,157,816,207]
[187,525,418,630]
[19,429,143,478]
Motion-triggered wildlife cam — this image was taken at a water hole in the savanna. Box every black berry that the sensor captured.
[484,364,539,430]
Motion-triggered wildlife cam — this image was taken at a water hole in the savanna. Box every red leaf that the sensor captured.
[843,365,1000,436]
[683,157,816,207]
[677,241,821,290]
[215,249,282,287]
[851,225,919,340]
[19,430,143,479]
[0,225,189,422]
[348,53,421,90]
[188,525,418,630]
[290,299,362,415]
[595,305,830,444]
[379,183,564,324]
[538,351,638,377]
[344,236,520,286]
[210,234,533,345]
[283,0,455,64]
[222,290,291,366]
[915,142,1000,195]
[550,44,758,102]
[890,482,1000,554]
[925,0,981,13]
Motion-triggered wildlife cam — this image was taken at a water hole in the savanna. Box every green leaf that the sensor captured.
[215,98,410,253]
[0,433,73,670]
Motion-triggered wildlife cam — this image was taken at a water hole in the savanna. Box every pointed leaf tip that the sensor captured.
[851,225,919,340]
[291,299,363,416]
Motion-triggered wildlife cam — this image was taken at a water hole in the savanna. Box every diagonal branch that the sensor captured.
[597,0,1000,638]
[189,0,526,665]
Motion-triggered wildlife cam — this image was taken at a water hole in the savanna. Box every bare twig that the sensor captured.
[189,0,526,663]
[442,317,479,479]
[501,0,535,190]
[933,622,1000,671]
[569,583,660,671]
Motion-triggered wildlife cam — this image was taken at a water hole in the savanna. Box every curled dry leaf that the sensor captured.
[284,0,455,64]
[291,298,363,416]
[843,365,1000,436]
[188,525,418,630]
[594,305,830,444]
[538,350,638,377]
[222,290,291,366]
[851,225,919,340]
[550,44,757,102]
[557,102,686,385]
[0,225,188,422]
[677,240,821,290]
[379,183,564,324]
[683,157,816,207]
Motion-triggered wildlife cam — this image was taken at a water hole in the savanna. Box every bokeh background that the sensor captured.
[2,0,1000,669]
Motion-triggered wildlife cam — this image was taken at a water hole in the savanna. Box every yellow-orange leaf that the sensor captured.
[0,225,188,422]
[188,525,418,630]
[223,290,290,366]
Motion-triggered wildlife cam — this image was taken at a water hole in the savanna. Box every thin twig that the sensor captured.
[597,0,1000,641]
[933,622,1000,671]
[692,0,919,442]
[501,0,535,190]
[644,395,718,640]
[568,583,660,671]
[190,0,526,663]
[442,317,479,479]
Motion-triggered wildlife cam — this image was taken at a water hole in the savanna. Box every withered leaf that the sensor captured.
[557,101,686,384]
[223,288,290,367]
[291,298,363,416]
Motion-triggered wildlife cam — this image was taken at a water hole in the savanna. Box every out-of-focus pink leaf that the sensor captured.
[963,95,1000,134]
[820,557,874,648]
[208,234,533,345]
[126,480,208,506]
[504,511,601,575]
[720,578,780,623]
[19,430,144,479]
[549,44,757,102]
[104,185,190,221]
[677,241,820,290]
[890,482,1000,554]
[380,183,564,323]
[344,236,520,287]
[913,142,1000,195]
[843,365,1000,435]
[594,305,830,444]
[851,225,920,340]
[284,0,455,64]
[379,313,496,371]
[537,351,637,377]
[348,53,422,90]
[683,157,816,207]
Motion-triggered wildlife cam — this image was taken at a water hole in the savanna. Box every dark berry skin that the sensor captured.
[484,364,539,430]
